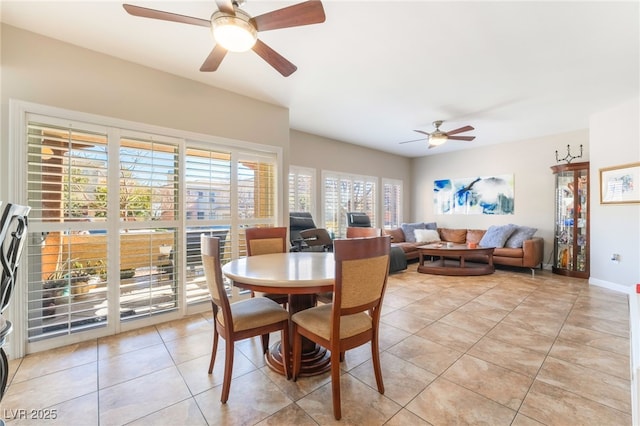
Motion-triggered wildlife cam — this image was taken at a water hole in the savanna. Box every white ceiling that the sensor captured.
[1,1,638,158]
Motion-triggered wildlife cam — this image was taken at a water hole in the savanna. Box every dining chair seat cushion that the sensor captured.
[218,298,289,332]
[292,304,372,340]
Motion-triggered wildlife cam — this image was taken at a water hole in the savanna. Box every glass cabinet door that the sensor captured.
[551,162,589,278]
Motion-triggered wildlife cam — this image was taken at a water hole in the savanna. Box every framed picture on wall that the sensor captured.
[600,162,640,204]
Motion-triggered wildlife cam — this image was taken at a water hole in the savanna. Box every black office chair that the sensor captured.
[289,212,317,251]
[299,228,333,252]
[0,203,31,402]
[346,212,372,228]
[289,212,332,252]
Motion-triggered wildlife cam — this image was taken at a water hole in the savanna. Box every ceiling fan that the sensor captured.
[123,0,326,77]
[400,120,476,149]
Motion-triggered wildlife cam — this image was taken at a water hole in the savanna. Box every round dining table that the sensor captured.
[221,251,334,377]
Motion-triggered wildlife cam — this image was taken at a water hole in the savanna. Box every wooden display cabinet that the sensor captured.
[551,161,589,278]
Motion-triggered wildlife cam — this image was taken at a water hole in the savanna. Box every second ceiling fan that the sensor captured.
[401,120,476,149]
[123,0,326,77]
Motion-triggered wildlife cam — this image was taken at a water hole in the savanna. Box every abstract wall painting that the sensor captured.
[434,174,515,215]
[600,162,640,204]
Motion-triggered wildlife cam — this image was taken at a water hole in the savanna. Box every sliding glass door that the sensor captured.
[18,107,279,354]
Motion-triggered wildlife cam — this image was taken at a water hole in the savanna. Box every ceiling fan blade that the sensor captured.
[445,125,474,136]
[215,0,235,15]
[413,129,431,137]
[448,136,476,141]
[200,45,228,72]
[252,39,297,77]
[123,4,210,27]
[398,138,425,145]
[251,1,326,32]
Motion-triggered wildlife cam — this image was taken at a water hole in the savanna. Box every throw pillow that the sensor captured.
[479,224,517,248]
[425,222,438,230]
[401,222,425,243]
[414,229,441,243]
[504,225,538,248]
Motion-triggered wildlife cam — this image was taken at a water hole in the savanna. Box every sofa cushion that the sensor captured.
[479,224,517,248]
[439,228,467,244]
[401,222,425,242]
[466,229,486,244]
[504,225,538,248]
[393,242,420,254]
[414,229,441,243]
[384,228,405,243]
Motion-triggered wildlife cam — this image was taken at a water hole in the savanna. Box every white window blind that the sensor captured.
[184,147,232,304]
[383,178,403,229]
[26,118,110,340]
[237,155,278,256]
[288,166,315,215]
[118,136,180,320]
[323,172,376,238]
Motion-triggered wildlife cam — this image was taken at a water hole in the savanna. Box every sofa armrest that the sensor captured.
[522,237,544,268]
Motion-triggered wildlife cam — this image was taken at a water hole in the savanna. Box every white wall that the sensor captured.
[410,130,589,263]
[588,97,640,424]
[589,97,640,288]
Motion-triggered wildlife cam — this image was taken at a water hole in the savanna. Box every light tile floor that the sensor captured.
[2,267,631,425]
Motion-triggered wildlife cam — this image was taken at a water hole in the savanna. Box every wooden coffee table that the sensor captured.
[417,243,495,276]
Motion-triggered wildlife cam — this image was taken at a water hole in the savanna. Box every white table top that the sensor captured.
[221,252,334,293]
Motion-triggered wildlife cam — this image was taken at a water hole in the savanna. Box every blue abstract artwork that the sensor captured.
[434,174,514,215]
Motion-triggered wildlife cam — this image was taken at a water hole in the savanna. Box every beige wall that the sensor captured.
[289,129,412,224]
[410,130,590,262]
[0,24,289,205]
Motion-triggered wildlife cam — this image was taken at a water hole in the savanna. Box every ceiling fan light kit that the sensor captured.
[211,10,257,52]
[400,120,476,149]
[429,133,448,146]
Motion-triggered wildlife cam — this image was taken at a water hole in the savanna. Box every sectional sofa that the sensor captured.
[384,224,544,274]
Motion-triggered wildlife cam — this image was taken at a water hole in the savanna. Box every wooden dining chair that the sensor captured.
[245,226,290,307]
[201,235,291,403]
[346,227,382,238]
[315,227,382,305]
[291,235,391,420]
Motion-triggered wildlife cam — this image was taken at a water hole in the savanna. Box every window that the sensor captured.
[184,148,232,303]
[382,178,402,229]
[16,104,279,353]
[118,134,180,320]
[323,171,376,238]
[289,166,315,215]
